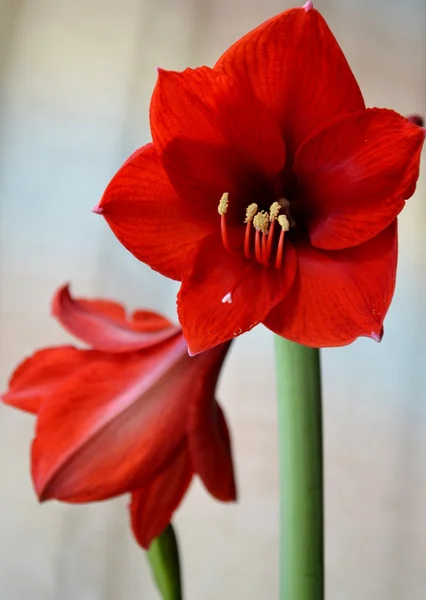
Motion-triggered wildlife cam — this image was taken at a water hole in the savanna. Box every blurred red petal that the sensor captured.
[131,310,173,331]
[76,298,126,322]
[189,396,236,502]
[130,446,192,549]
[32,333,232,503]
[32,336,189,502]
[1,346,99,414]
[53,284,180,352]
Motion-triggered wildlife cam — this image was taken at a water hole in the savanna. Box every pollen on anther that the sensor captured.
[244,203,258,223]
[222,292,233,304]
[269,202,281,221]
[253,211,270,234]
[218,192,229,216]
[278,215,290,232]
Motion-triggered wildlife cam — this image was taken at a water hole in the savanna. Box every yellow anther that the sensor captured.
[244,203,258,223]
[218,192,229,216]
[269,201,281,221]
[278,214,290,232]
[253,211,270,234]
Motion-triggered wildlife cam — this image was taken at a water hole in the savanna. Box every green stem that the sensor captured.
[274,337,323,600]
[147,524,182,600]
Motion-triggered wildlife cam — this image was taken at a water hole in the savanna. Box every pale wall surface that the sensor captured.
[0,0,425,599]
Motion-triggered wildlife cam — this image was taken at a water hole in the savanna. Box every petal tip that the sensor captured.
[406,113,424,128]
[34,478,51,503]
[0,392,11,408]
[303,0,313,11]
[370,327,384,343]
[91,204,104,215]
[50,283,71,318]
[228,480,238,503]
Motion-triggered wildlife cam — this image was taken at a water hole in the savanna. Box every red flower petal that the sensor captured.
[31,333,231,503]
[1,346,99,414]
[264,222,398,347]
[215,7,364,154]
[294,109,425,249]
[131,309,174,331]
[130,446,192,549]
[78,301,173,332]
[189,395,236,502]
[178,235,297,354]
[99,143,213,281]
[53,285,180,352]
[150,67,285,203]
[77,299,126,322]
[32,336,190,502]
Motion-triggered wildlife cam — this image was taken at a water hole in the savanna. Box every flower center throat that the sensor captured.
[218,193,290,269]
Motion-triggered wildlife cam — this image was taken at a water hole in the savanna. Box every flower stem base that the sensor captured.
[147,524,182,600]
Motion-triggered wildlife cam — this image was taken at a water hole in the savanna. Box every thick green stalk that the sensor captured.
[274,337,323,600]
[147,524,182,600]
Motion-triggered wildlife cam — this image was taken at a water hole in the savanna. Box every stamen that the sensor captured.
[275,215,290,269]
[255,229,262,264]
[218,192,229,216]
[253,212,269,266]
[278,215,290,232]
[266,221,276,264]
[261,231,269,265]
[245,203,258,223]
[265,202,281,264]
[218,192,231,252]
[269,202,281,221]
[253,212,269,235]
[244,203,258,259]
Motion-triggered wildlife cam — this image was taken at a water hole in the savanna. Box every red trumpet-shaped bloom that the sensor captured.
[96,3,425,355]
[1,285,236,549]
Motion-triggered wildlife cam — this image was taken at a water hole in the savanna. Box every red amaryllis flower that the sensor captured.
[95,2,425,354]
[1,285,236,549]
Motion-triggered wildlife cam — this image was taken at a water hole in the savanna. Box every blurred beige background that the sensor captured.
[0,0,425,598]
